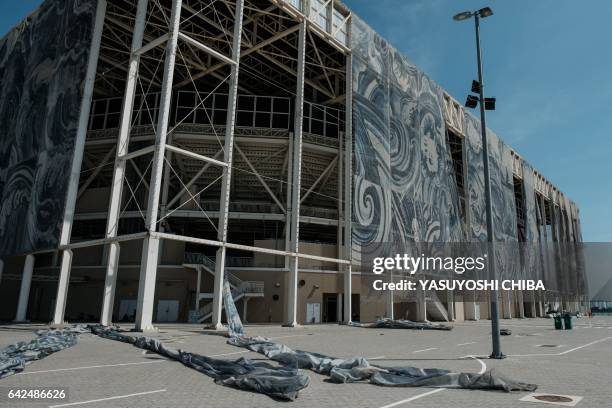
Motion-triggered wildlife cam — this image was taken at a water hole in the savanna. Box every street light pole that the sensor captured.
[474,12,504,360]
[454,7,504,359]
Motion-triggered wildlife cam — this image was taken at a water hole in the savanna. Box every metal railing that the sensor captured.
[88,93,344,142]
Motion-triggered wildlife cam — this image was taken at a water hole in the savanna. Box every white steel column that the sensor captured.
[284,136,294,271]
[53,250,73,325]
[135,0,183,331]
[101,242,120,325]
[285,19,306,327]
[15,254,35,322]
[100,0,149,327]
[195,266,202,310]
[342,47,353,324]
[53,0,107,325]
[211,0,245,329]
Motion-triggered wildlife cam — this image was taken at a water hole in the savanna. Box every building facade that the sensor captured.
[0,0,584,328]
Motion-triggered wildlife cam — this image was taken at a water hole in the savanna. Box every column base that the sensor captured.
[132,325,158,333]
[205,323,225,331]
[50,321,71,328]
[282,322,301,328]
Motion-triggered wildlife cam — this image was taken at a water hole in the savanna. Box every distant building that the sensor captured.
[0,0,585,328]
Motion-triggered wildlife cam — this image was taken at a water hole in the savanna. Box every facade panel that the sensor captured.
[0,0,96,257]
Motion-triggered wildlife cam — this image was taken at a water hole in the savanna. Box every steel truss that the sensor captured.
[47,0,353,330]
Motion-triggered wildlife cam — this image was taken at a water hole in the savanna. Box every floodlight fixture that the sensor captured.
[478,7,494,18]
[453,11,473,21]
[465,95,479,109]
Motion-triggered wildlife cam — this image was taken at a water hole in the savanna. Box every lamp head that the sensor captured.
[478,7,494,18]
[465,95,479,109]
[453,11,473,21]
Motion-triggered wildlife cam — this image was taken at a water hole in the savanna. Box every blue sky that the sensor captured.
[2,1,611,241]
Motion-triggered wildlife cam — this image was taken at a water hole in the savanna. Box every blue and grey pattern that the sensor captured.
[351,16,465,262]
[0,0,96,257]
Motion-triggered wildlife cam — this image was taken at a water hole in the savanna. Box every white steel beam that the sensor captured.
[53,0,107,325]
[76,146,116,200]
[61,232,147,251]
[177,32,236,66]
[211,0,245,330]
[235,144,286,214]
[300,155,337,204]
[165,144,228,167]
[100,0,149,327]
[15,254,35,322]
[286,19,306,327]
[173,24,300,89]
[151,231,350,265]
[120,145,156,161]
[135,0,183,332]
[166,149,223,208]
[134,33,169,56]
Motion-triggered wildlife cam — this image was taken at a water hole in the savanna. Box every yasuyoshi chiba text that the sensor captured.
[372,279,546,291]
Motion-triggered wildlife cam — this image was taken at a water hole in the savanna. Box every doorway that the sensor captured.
[323,293,338,322]
[156,300,179,323]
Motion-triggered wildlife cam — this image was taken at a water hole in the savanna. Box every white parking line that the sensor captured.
[462,355,487,374]
[412,347,437,353]
[368,355,385,360]
[209,350,249,357]
[17,360,167,375]
[456,342,476,346]
[558,336,612,355]
[48,389,166,407]
[378,389,445,408]
[509,336,612,357]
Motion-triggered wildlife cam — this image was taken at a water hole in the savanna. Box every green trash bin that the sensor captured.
[563,313,574,330]
[554,315,563,330]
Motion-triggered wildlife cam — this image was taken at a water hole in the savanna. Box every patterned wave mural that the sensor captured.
[0,0,96,257]
[350,15,581,273]
[351,16,465,263]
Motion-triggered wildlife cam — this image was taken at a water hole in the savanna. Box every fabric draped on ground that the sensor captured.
[227,336,537,392]
[0,283,536,400]
[0,328,81,378]
[350,318,453,331]
[88,326,308,400]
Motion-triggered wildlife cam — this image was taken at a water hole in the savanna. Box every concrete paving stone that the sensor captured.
[0,317,610,407]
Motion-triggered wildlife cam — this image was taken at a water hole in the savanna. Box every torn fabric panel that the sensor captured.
[223,278,245,337]
[350,318,453,331]
[0,329,78,378]
[228,336,537,392]
[88,326,309,400]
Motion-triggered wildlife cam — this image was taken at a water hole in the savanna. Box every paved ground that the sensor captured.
[1,317,611,408]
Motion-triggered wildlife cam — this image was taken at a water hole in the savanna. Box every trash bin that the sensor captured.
[563,313,574,330]
[554,315,563,330]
